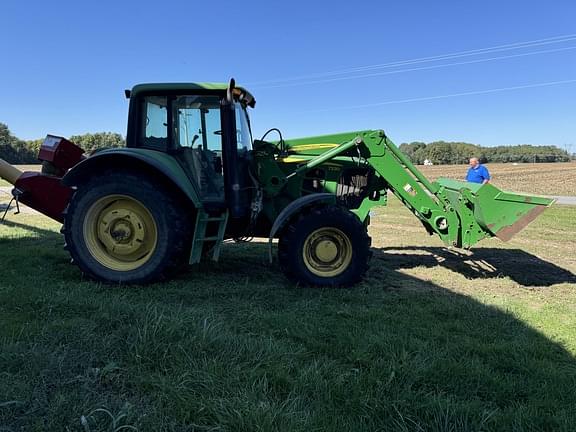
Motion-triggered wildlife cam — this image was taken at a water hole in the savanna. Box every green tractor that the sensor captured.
[0,80,554,286]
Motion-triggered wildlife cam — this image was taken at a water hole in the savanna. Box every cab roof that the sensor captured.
[128,82,255,107]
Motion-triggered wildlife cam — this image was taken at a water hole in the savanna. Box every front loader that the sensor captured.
[0,80,555,286]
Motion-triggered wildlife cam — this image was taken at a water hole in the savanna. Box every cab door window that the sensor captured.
[173,95,224,200]
[176,100,222,151]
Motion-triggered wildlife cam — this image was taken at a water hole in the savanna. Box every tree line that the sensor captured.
[0,122,573,165]
[0,123,124,164]
[399,141,572,165]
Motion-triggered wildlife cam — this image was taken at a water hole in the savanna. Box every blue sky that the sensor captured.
[1,1,575,149]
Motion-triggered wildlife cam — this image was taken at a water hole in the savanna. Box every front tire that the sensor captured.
[63,172,192,284]
[278,205,371,287]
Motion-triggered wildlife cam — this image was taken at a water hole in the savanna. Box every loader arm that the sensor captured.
[360,130,482,247]
[284,129,554,249]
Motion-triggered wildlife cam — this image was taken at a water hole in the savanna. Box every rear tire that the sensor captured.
[278,205,371,287]
[63,172,192,284]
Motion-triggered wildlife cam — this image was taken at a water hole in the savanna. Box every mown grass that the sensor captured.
[1,196,575,431]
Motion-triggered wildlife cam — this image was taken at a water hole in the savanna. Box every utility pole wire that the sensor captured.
[254,46,576,89]
[247,33,576,86]
[303,79,576,112]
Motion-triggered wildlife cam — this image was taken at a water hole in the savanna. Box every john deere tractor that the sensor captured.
[0,79,554,286]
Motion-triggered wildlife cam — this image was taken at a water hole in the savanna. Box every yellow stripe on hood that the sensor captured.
[289,143,339,151]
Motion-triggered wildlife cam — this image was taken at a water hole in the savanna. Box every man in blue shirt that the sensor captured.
[466,157,491,184]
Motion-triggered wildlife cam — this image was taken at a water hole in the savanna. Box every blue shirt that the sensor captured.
[466,164,490,184]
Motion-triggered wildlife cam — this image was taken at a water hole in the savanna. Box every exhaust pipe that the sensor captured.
[0,158,23,185]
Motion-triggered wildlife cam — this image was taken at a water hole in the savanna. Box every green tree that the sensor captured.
[1,125,127,163]
[68,132,125,153]
[0,123,37,163]
[399,142,426,164]
[399,140,570,165]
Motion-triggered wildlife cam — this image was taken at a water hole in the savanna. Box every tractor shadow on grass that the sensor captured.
[2,225,576,429]
[373,246,576,287]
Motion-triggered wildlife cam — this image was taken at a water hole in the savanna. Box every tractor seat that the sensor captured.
[142,136,167,150]
[178,147,225,200]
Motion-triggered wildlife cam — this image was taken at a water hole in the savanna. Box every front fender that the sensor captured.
[62,148,201,208]
[267,193,336,262]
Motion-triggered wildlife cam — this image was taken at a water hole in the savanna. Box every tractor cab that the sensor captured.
[125,81,255,218]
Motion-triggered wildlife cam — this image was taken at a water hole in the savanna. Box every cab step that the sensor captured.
[189,210,229,264]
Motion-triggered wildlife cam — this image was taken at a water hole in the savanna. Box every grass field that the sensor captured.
[1,167,575,431]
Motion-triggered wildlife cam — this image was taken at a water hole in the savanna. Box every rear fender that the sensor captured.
[62,148,201,208]
[268,193,336,262]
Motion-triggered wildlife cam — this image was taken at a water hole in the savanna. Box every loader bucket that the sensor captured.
[435,178,555,244]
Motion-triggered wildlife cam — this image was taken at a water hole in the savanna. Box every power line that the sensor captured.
[326,35,576,74]
[248,33,576,87]
[255,46,576,89]
[249,34,576,86]
[304,79,576,112]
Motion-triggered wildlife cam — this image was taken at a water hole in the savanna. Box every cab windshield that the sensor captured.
[235,103,253,151]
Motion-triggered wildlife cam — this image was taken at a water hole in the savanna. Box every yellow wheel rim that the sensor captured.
[302,227,353,278]
[83,195,158,272]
